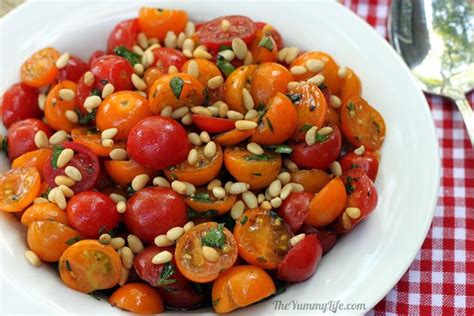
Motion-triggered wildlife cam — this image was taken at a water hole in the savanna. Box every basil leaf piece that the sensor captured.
[113,46,141,65]
[169,76,185,100]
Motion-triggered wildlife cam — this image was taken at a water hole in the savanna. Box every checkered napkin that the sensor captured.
[341,0,474,314]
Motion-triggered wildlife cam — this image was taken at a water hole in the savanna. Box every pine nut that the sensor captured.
[153,176,170,187]
[183,221,195,232]
[243,51,254,65]
[354,145,365,156]
[116,201,127,213]
[247,142,264,155]
[177,32,186,48]
[167,227,184,241]
[84,95,102,112]
[283,159,299,172]
[287,81,301,90]
[48,130,67,145]
[235,120,257,130]
[280,183,294,200]
[101,128,118,140]
[290,233,305,246]
[212,186,226,199]
[188,132,202,146]
[346,207,361,219]
[142,50,154,67]
[33,197,49,204]
[133,63,144,75]
[184,181,196,195]
[155,235,174,247]
[135,90,148,98]
[131,74,147,91]
[330,95,342,109]
[242,88,254,110]
[148,37,159,45]
[34,130,49,149]
[137,32,149,49]
[109,193,126,203]
[224,181,233,193]
[330,161,342,176]
[183,49,193,58]
[164,31,177,48]
[208,106,219,116]
[56,148,73,168]
[55,175,75,187]
[64,166,81,181]
[191,106,212,116]
[109,148,127,160]
[305,126,318,146]
[290,66,307,76]
[265,188,272,201]
[270,197,282,208]
[47,187,58,203]
[208,75,224,89]
[262,24,273,33]
[204,141,217,158]
[110,237,126,249]
[185,21,196,36]
[306,59,325,73]
[187,148,198,165]
[58,184,74,198]
[285,47,300,64]
[120,246,134,269]
[342,212,352,230]
[232,38,248,60]
[291,183,305,192]
[171,106,189,119]
[132,174,149,191]
[99,233,112,244]
[38,93,46,110]
[221,18,231,31]
[185,60,199,78]
[231,201,245,219]
[65,110,78,123]
[257,193,265,204]
[119,266,129,286]
[193,48,212,60]
[82,72,94,87]
[277,172,291,185]
[338,67,348,78]
[54,188,67,209]
[101,83,115,98]
[229,182,249,195]
[182,38,195,52]
[160,105,173,117]
[171,180,187,194]
[244,109,258,120]
[242,191,258,208]
[55,52,70,69]
[200,131,211,143]
[181,113,193,125]
[268,180,282,197]
[152,250,173,264]
[218,50,235,61]
[207,180,222,191]
[277,47,289,62]
[202,246,219,262]
[25,250,41,267]
[59,88,75,101]
[216,102,229,118]
[318,126,333,136]
[133,45,144,55]
[307,74,325,86]
[227,110,244,120]
[102,139,114,147]
[261,201,272,210]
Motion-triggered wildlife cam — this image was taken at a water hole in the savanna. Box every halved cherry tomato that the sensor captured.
[44,80,80,132]
[185,188,237,215]
[127,116,190,170]
[0,167,41,212]
[138,8,188,40]
[27,220,80,262]
[255,22,284,50]
[234,208,293,269]
[250,62,293,106]
[175,222,238,283]
[109,283,165,314]
[152,47,188,73]
[125,187,188,243]
[96,91,152,140]
[143,66,164,93]
[277,234,322,282]
[214,128,254,146]
[339,67,362,104]
[148,73,205,114]
[43,142,100,193]
[224,65,257,114]
[104,159,154,188]
[59,240,122,293]
[107,18,139,53]
[339,150,379,181]
[90,55,134,91]
[305,177,347,227]
[211,265,275,313]
[299,225,338,254]
[192,115,235,134]
[71,127,126,157]
[6,118,53,160]
[158,285,207,310]
[11,148,51,180]
[249,29,278,64]
[21,47,60,88]
[278,192,313,233]
[21,202,68,226]
[250,92,297,145]
[196,15,256,53]
[56,55,89,83]
[1,83,41,128]
[181,58,221,88]
[290,169,332,193]
[224,146,281,190]
[290,124,342,170]
[340,96,386,151]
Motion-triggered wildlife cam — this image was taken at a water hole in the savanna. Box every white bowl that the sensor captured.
[0,0,440,314]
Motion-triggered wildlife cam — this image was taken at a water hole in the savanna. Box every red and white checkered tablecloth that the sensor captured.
[341,0,474,314]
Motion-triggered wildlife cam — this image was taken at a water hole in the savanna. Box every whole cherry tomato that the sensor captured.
[1,83,41,128]
[299,224,338,254]
[138,8,188,41]
[90,55,134,91]
[109,283,164,314]
[339,150,379,181]
[152,47,188,73]
[278,192,313,233]
[107,18,139,53]
[56,55,89,83]
[158,284,208,310]
[6,118,53,160]
[88,50,106,67]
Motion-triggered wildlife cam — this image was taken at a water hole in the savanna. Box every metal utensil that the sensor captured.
[388,0,474,145]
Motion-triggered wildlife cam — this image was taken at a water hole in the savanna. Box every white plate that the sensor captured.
[0,0,440,314]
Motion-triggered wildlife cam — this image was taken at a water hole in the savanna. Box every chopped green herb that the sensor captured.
[269,211,280,219]
[315,133,329,143]
[78,109,96,125]
[216,55,235,77]
[157,262,177,285]
[98,225,107,235]
[298,124,313,132]
[245,154,271,161]
[345,176,355,194]
[350,163,359,169]
[51,145,64,170]
[91,88,101,96]
[65,260,72,271]
[170,76,184,100]
[266,145,293,154]
[266,117,274,132]
[201,223,226,249]
[240,215,248,225]
[65,236,81,245]
[256,256,267,262]
[1,137,8,156]
[255,103,266,112]
[373,120,381,133]
[274,280,287,296]
[88,292,101,301]
[218,45,232,52]
[286,93,302,104]
[126,184,135,195]
[113,46,141,65]
[189,282,204,295]
[318,83,327,90]
[187,208,218,219]
[258,36,274,50]
[213,298,221,307]
[202,87,210,106]
[251,172,262,176]
[193,192,213,203]
[347,102,355,112]
[257,106,269,126]
[41,187,51,199]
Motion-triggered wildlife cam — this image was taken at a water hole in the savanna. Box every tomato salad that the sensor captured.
[0,7,386,314]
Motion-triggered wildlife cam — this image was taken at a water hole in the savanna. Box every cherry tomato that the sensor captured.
[277,234,322,282]
[290,169,332,193]
[6,118,53,160]
[185,188,237,215]
[138,8,188,41]
[249,30,278,64]
[339,151,379,181]
[250,62,293,106]
[214,128,254,146]
[21,47,60,88]
[278,192,313,233]
[339,67,362,104]
[71,127,126,157]
[255,22,284,50]
[290,124,342,170]
[44,80,80,132]
[127,116,190,170]
[152,47,188,73]
[56,55,89,83]
[107,18,139,53]
[11,148,51,180]
[21,202,68,226]
[299,225,338,254]
[191,115,235,134]
[125,187,188,243]
[0,167,41,212]
[143,66,164,93]
[158,284,207,310]
[224,65,257,114]
[104,159,155,188]
[1,83,41,128]
[43,142,100,193]
[88,50,106,67]
[109,283,165,314]
[90,55,134,91]
[197,15,257,53]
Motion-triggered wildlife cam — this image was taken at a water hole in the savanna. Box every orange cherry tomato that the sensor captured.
[214,128,255,147]
[250,62,293,106]
[21,202,68,226]
[224,65,258,114]
[0,167,41,212]
[138,8,188,40]
[250,92,297,145]
[148,73,205,114]
[20,47,60,88]
[288,83,328,141]
[59,240,122,293]
[27,220,80,262]
[163,144,223,186]
[109,283,165,314]
[71,127,126,157]
[181,58,221,88]
[233,208,293,269]
[290,169,332,193]
[340,96,386,150]
[224,146,281,190]
[305,177,347,227]
[96,91,152,140]
[11,148,51,180]
[185,188,237,215]
[143,66,164,93]
[325,105,341,128]
[175,222,238,283]
[290,51,343,95]
[249,30,278,64]
[44,80,80,132]
[212,265,276,313]
[339,67,362,104]
[104,160,155,188]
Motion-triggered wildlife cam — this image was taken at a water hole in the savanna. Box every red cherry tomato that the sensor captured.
[57,55,89,83]
[191,115,235,134]
[125,187,188,243]
[93,161,113,190]
[43,142,100,193]
[278,192,313,233]
[90,55,134,91]
[290,124,342,170]
[127,116,190,170]
[152,47,188,73]
[339,151,379,181]
[66,191,120,238]
[196,15,257,53]
[2,83,41,128]
[88,50,106,67]
[298,225,338,254]
[158,284,207,310]
[255,22,284,50]
[134,245,189,290]
[277,234,322,282]
[6,118,53,160]
[107,18,139,53]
